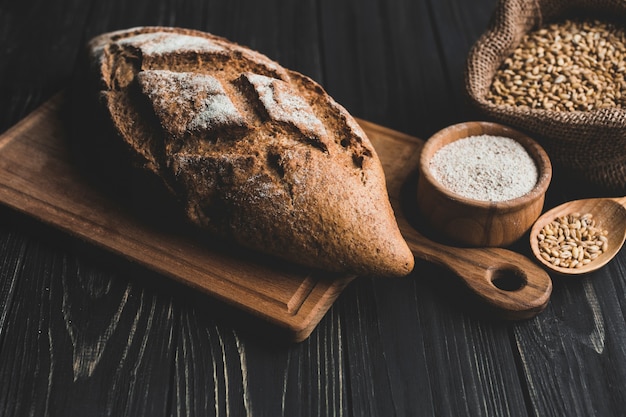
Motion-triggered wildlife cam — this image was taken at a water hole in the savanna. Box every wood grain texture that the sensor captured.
[2,0,626,416]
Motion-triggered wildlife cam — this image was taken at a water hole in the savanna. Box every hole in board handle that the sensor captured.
[490,267,527,291]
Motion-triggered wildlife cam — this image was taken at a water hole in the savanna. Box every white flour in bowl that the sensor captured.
[428,135,538,202]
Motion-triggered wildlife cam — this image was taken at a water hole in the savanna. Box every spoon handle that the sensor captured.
[399,219,552,319]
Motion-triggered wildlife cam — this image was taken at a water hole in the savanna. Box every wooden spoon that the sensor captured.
[529,196,626,275]
[398,217,553,320]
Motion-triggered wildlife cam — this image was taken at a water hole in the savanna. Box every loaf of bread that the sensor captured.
[81,26,414,277]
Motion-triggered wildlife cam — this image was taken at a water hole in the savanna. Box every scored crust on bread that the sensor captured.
[82,26,414,277]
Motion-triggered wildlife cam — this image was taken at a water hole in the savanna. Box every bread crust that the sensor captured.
[82,26,414,277]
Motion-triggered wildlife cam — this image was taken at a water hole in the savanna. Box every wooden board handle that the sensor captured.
[400,218,552,319]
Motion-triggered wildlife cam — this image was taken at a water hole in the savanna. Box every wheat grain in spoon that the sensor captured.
[529,196,626,275]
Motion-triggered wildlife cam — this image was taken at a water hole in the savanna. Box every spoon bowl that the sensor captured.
[530,196,626,275]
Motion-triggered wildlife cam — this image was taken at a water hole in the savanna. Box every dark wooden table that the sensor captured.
[2,0,626,416]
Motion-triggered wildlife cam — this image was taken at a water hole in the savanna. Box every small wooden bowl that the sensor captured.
[416,121,552,247]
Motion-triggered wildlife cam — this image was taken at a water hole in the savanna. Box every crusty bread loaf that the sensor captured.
[82,26,414,277]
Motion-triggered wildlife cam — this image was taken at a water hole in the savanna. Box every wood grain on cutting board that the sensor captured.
[0,93,423,341]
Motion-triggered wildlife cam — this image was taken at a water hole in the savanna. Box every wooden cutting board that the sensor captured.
[0,92,423,342]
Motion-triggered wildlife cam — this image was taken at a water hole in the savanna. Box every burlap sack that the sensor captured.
[465,0,626,193]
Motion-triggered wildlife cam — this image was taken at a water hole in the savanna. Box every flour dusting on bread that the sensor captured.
[137,70,247,137]
[118,32,227,55]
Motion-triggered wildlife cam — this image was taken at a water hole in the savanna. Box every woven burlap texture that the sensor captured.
[466,0,626,193]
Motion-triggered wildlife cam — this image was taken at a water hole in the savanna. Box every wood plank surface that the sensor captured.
[2,0,626,416]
